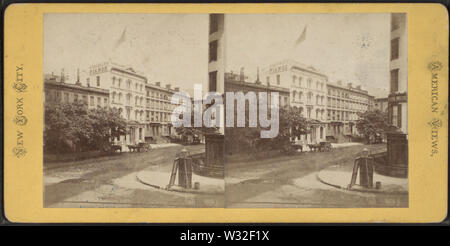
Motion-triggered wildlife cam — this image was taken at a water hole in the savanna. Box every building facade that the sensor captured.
[262,59,328,144]
[44,75,110,109]
[224,71,290,155]
[85,62,147,148]
[385,13,408,177]
[388,13,408,133]
[374,97,389,113]
[326,81,371,142]
[144,82,179,141]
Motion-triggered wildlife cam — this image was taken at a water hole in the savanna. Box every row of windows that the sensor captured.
[146,90,171,101]
[146,98,175,111]
[327,110,358,121]
[111,92,145,106]
[292,75,325,91]
[291,91,325,105]
[267,74,326,91]
[327,97,368,111]
[45,90,109,108]
[112,76,145,92]
[327,89,369,103]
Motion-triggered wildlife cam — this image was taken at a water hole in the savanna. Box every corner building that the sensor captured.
[261,59,328,144]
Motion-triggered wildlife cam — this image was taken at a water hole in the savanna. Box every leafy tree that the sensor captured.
[44,101,92,153]
[355,109,389,143]
[227,106,308,153]
[88,107,127,151]
[44,102,127,154]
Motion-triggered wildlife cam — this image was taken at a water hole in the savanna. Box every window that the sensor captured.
[90,96,94,106]
[104,98,108,105]
[390,69,399,92]
[392,105,398,127]
[209,40,218,62]
[74,94,78,102]
[391,14,401,31]
[266,76,270,84]
[208,71,217,92]
[292,75,296,84]
[276,74,280,85]
[96,76,100,86]
[391,38,399,60]
[209,14,220,34]
[64,93,69,103]
[97,97,101,106]
[86,78,90,87]
[112,77,116,85]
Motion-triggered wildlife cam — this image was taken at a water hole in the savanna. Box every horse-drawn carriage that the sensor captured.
[128,142,151,152]
[308,141,332,152]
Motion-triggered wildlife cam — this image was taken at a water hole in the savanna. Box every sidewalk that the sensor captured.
[317,164,408,194]
[331,142,363,148]
[136,169,224,195]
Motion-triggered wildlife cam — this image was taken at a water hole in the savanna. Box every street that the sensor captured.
[226,143,408,208]
[44,144,222,208]
[44,143,407,208]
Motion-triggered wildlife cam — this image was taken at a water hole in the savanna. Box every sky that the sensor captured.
[225,14,391,97]
[44,13,393,98]
[44,14,209,95]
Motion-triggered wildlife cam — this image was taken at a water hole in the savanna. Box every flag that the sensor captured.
[295,26,307,46]
[114,27,127,49]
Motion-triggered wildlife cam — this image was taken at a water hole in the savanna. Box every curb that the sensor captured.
[316,171,408,195]
[135,173,224,195]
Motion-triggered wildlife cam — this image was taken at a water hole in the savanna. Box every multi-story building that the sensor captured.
[144,82,179,140]
[388,13,408,133]
[204,13,225,170]
[374,97,389,113]
[385,13,408,177]
[326,81,371,142]
[44,73,109,109]
[85,62,147,148]
[261,59,328,144]
[224,70,290,155]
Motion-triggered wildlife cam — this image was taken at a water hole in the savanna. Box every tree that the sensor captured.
[355,109,389,143]
[44,102,127,154]
[88,107,127,151]
[232,106,309,153]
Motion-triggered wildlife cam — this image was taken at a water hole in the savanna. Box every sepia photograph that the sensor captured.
[223,13,408,208]
[43,12,408,208]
